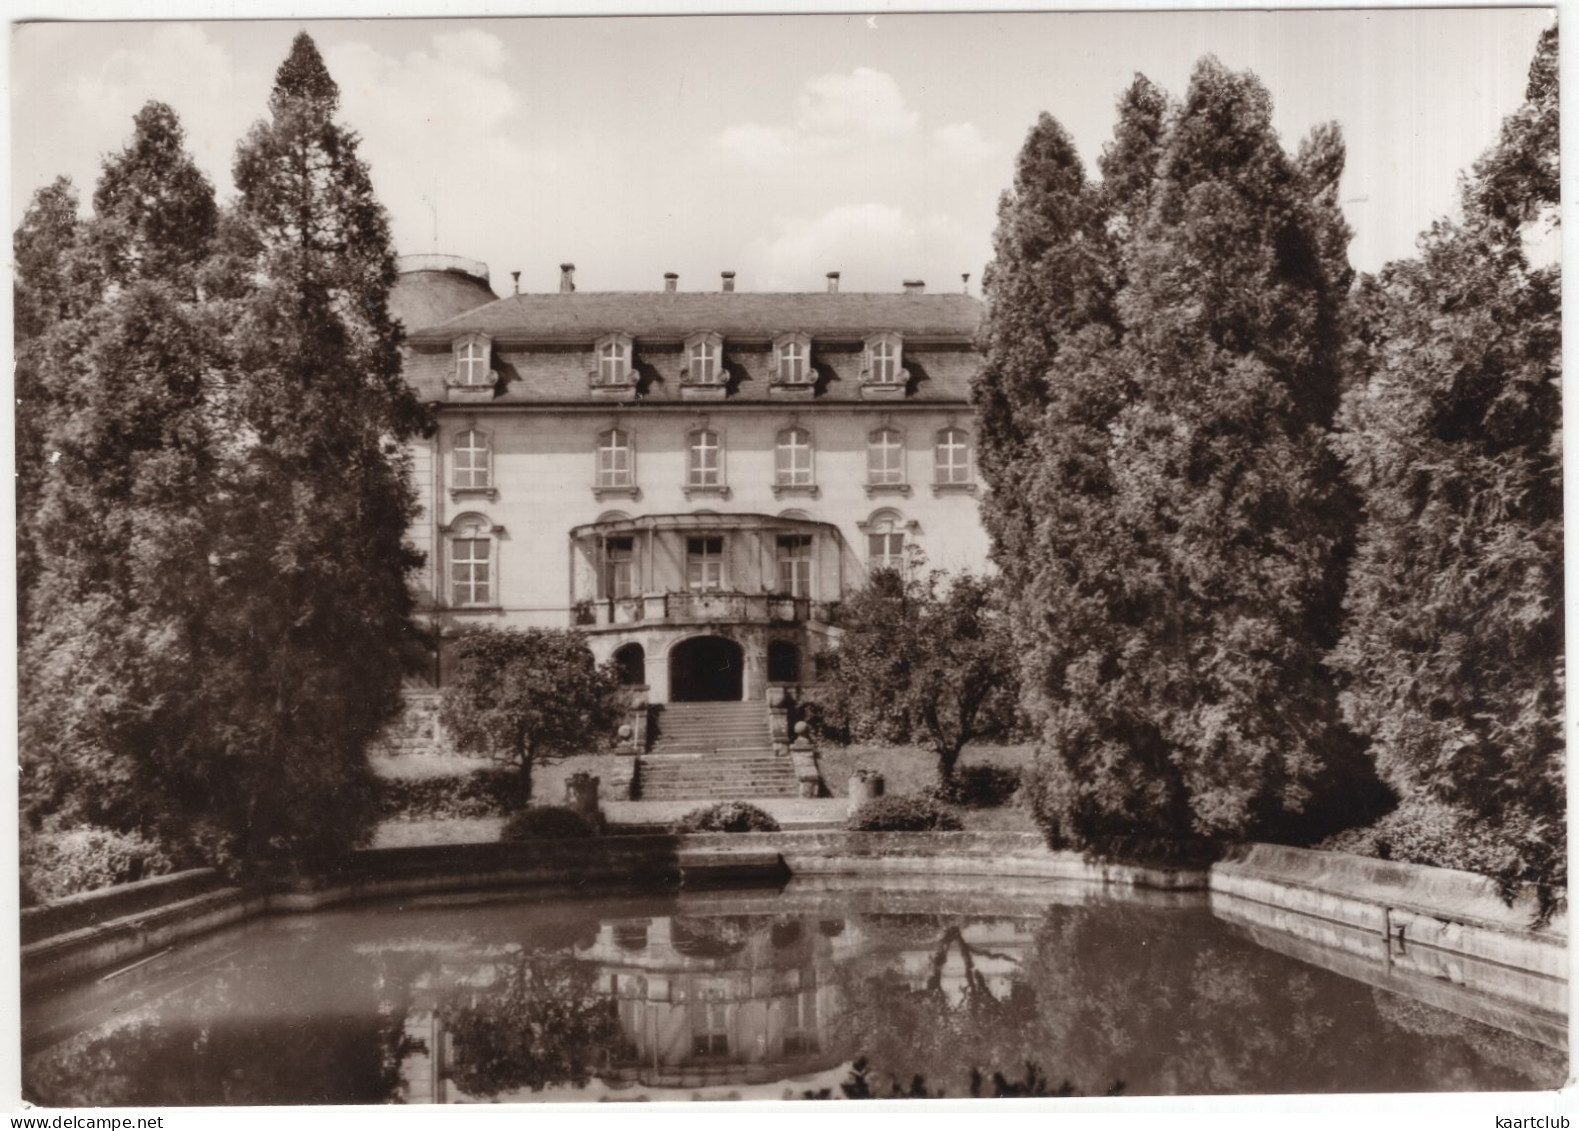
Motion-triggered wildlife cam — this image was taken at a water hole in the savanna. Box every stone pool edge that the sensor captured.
[21,833,1568,1015]
[20,832,1195,989]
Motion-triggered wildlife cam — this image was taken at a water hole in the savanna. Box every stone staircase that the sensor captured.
[636,701,800,800]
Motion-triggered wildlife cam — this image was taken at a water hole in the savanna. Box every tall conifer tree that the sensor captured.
[985,61,1384,849]
[191,32,425,861]
[19,105,221,836]
[1329,27,1561,904]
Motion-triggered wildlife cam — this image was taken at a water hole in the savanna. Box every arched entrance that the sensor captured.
[613,643,645,686]
[670,635,744,702]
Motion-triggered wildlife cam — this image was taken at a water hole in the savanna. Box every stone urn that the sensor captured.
[848,770,884,810]
[565,772,601,824]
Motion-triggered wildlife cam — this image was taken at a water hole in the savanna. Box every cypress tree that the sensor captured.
[972,113,1115,618]
[1329,27,1561,905]
[19,106,222,839]
[1001,60,1384,850]
[191,31,425,861]
[14,176,91,634]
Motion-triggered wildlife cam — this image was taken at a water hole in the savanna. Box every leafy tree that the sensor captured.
[1329,26,1562,908]
[816,569,1020,781]
[439,628,622,802]
[442,951,625,1098]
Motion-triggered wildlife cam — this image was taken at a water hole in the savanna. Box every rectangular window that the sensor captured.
[868,532,905,573]
[452,538,491,605]
[776,429,813,486]
[605,537,635,599]
[783,992,818,1055]
[692,1000,730,1057]
[687,536,725,592]
[936,429,971,484]
[454,430,489,489]
[867,430,904,485]
[776,535,812,598]
[598,431,633,488]
[689,431,722,487]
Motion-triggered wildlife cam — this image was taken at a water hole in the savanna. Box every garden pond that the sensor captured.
[22,877,1567,1103]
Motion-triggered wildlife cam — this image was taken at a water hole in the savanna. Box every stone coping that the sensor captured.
[1214,843,1567,939]
[22,835,1565,1006]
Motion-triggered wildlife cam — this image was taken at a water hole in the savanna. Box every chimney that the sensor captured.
[721,270,736,293]
[826,271,840,294]
[511,271,521,296]
[559,263,575,293]
[903,279,925,295]
[664,272,678,293]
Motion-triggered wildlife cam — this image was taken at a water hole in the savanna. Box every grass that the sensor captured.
[371,743,1041,834]
[817,742,1039,833]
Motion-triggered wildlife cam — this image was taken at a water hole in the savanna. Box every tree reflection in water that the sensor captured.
[23,894,1566,1104]
[441,950,628,1098]
[829,903,1565,1097]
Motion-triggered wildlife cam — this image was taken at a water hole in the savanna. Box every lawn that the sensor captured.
[372,743,1041,834]
[816,741,1040,833]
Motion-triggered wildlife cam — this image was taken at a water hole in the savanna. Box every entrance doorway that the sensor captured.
[669,636,744,702]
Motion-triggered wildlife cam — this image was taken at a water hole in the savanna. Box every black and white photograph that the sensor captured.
[8,3,1567,1113]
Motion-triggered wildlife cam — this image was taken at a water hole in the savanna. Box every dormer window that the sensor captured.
[595,334,633,386]
[865,334,903,384]
[680,332,727,401]
[688,338,720,387]
[448,334,495,400]
[457,340,489,385]
[773,334,812,385]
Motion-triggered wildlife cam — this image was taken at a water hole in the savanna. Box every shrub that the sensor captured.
[847,795,964,833]
[676,801,781,833]
[1319,797,1525,889]
[500,806,595,842]
[928,764,1020,809]
[20,826,179,905]
[380,768,521,821]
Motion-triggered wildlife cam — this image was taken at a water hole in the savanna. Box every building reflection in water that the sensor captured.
[398,906,1037,1102]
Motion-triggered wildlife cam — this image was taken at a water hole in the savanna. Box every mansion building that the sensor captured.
[390,256,991,706]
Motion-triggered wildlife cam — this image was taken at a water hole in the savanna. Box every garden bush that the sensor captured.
[847,795,963,833]
[380,768,521,821]
[20,826,179,906]
[676,801,782,833]
[1319,797,1524,890]
[500,806,595,841]
[928,764,1020,809]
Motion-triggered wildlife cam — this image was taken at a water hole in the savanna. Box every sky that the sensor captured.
[10,9,1557,297]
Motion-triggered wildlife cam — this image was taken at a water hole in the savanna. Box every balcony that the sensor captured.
[576,591,828,628]
[569,511,855,629]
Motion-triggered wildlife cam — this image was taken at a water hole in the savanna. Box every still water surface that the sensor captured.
[22,879,1565,1103]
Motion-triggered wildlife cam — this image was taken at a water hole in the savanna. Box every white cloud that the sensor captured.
[63,26,258,198]
[931,122,995,168]
[324,32,566,261]
[751,203,916,290]
[716,67,919,168]
[795,67,919,142]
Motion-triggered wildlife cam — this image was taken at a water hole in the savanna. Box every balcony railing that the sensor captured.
[577,592,826,627]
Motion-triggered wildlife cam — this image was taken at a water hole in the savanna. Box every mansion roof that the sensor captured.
[406,290,985,345]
